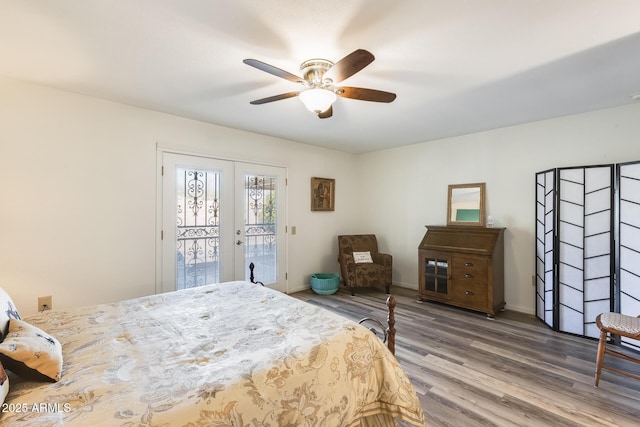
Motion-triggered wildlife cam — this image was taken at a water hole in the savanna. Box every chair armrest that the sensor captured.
[373,252,392,268]
[340,253,356,269]
[339,253,357,286]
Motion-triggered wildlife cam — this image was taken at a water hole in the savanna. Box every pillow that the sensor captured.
[353,251,373,263]
[0,361,8,406]
[0,288,21,341]
[0,318,62,382]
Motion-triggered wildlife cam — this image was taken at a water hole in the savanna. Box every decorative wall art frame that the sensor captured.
[311,177,335,211]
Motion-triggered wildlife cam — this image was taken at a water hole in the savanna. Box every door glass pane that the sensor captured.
[243,175,277,283]
[425,260,436,292]
[176,168,221,289]
[425,258,448,294]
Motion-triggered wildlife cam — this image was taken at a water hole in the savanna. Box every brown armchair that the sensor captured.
[338,234,392,296]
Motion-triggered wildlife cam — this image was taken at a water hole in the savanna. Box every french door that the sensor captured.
[158,152,286,293]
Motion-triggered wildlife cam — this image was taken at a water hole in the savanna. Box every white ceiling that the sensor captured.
[1,0,640,153]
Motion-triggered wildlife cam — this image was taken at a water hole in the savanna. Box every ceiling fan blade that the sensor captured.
[337,86,396,103]
[243,59,304,83]
[249,91,300,105]
[318,105,333,119]
[324,49,375,83]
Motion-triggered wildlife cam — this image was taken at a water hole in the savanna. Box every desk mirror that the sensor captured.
[447,183,486,226]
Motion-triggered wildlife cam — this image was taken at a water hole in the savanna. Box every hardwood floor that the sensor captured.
[291,287,640,427]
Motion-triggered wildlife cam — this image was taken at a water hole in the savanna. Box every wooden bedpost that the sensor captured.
[358,295,397,355]
[386,295,396,355]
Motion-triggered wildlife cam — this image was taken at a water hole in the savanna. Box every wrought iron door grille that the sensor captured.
[243,175,277,283]
[176,168,220,289]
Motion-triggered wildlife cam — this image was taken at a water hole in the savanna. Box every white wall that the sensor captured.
[3,75,640,317]
[0,77,358,315]
[357,103,640,313]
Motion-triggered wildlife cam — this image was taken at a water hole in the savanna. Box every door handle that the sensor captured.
[236,240,244,245]
[465,291,474,295]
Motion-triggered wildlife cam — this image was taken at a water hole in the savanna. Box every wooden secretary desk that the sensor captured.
[418,225,505,318]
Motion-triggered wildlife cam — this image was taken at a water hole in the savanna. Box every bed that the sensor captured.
[0,281,425,426]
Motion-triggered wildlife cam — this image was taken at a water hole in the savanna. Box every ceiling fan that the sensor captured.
[243,49,396,119]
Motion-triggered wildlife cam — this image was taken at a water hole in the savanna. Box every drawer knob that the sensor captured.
[465,290,474,295]
[464,262,474,267]
[465,273,473,279]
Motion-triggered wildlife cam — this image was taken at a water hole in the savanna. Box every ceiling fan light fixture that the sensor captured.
[244,49,395,118]
[298,88,337,113]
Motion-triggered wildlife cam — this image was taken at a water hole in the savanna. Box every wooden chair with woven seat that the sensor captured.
[594,312,640,386]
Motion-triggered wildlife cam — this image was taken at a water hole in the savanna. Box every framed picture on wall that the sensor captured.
[311,177,335,211]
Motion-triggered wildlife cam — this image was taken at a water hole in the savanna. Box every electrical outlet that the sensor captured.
[38,295,52,312]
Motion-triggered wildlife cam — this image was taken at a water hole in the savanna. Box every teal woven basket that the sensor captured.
[310,273,340,295]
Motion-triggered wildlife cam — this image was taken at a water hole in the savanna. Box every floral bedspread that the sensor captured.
[3,282,425,426]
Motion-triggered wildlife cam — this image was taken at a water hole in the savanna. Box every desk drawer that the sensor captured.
[451,280,488,309]
[451,256,488,282]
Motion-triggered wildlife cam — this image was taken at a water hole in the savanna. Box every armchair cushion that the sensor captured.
[353,251,373,263]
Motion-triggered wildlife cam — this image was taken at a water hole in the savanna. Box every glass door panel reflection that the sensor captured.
[242,174,277,284]
[425,258,449,295]
[175,167,221,289]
